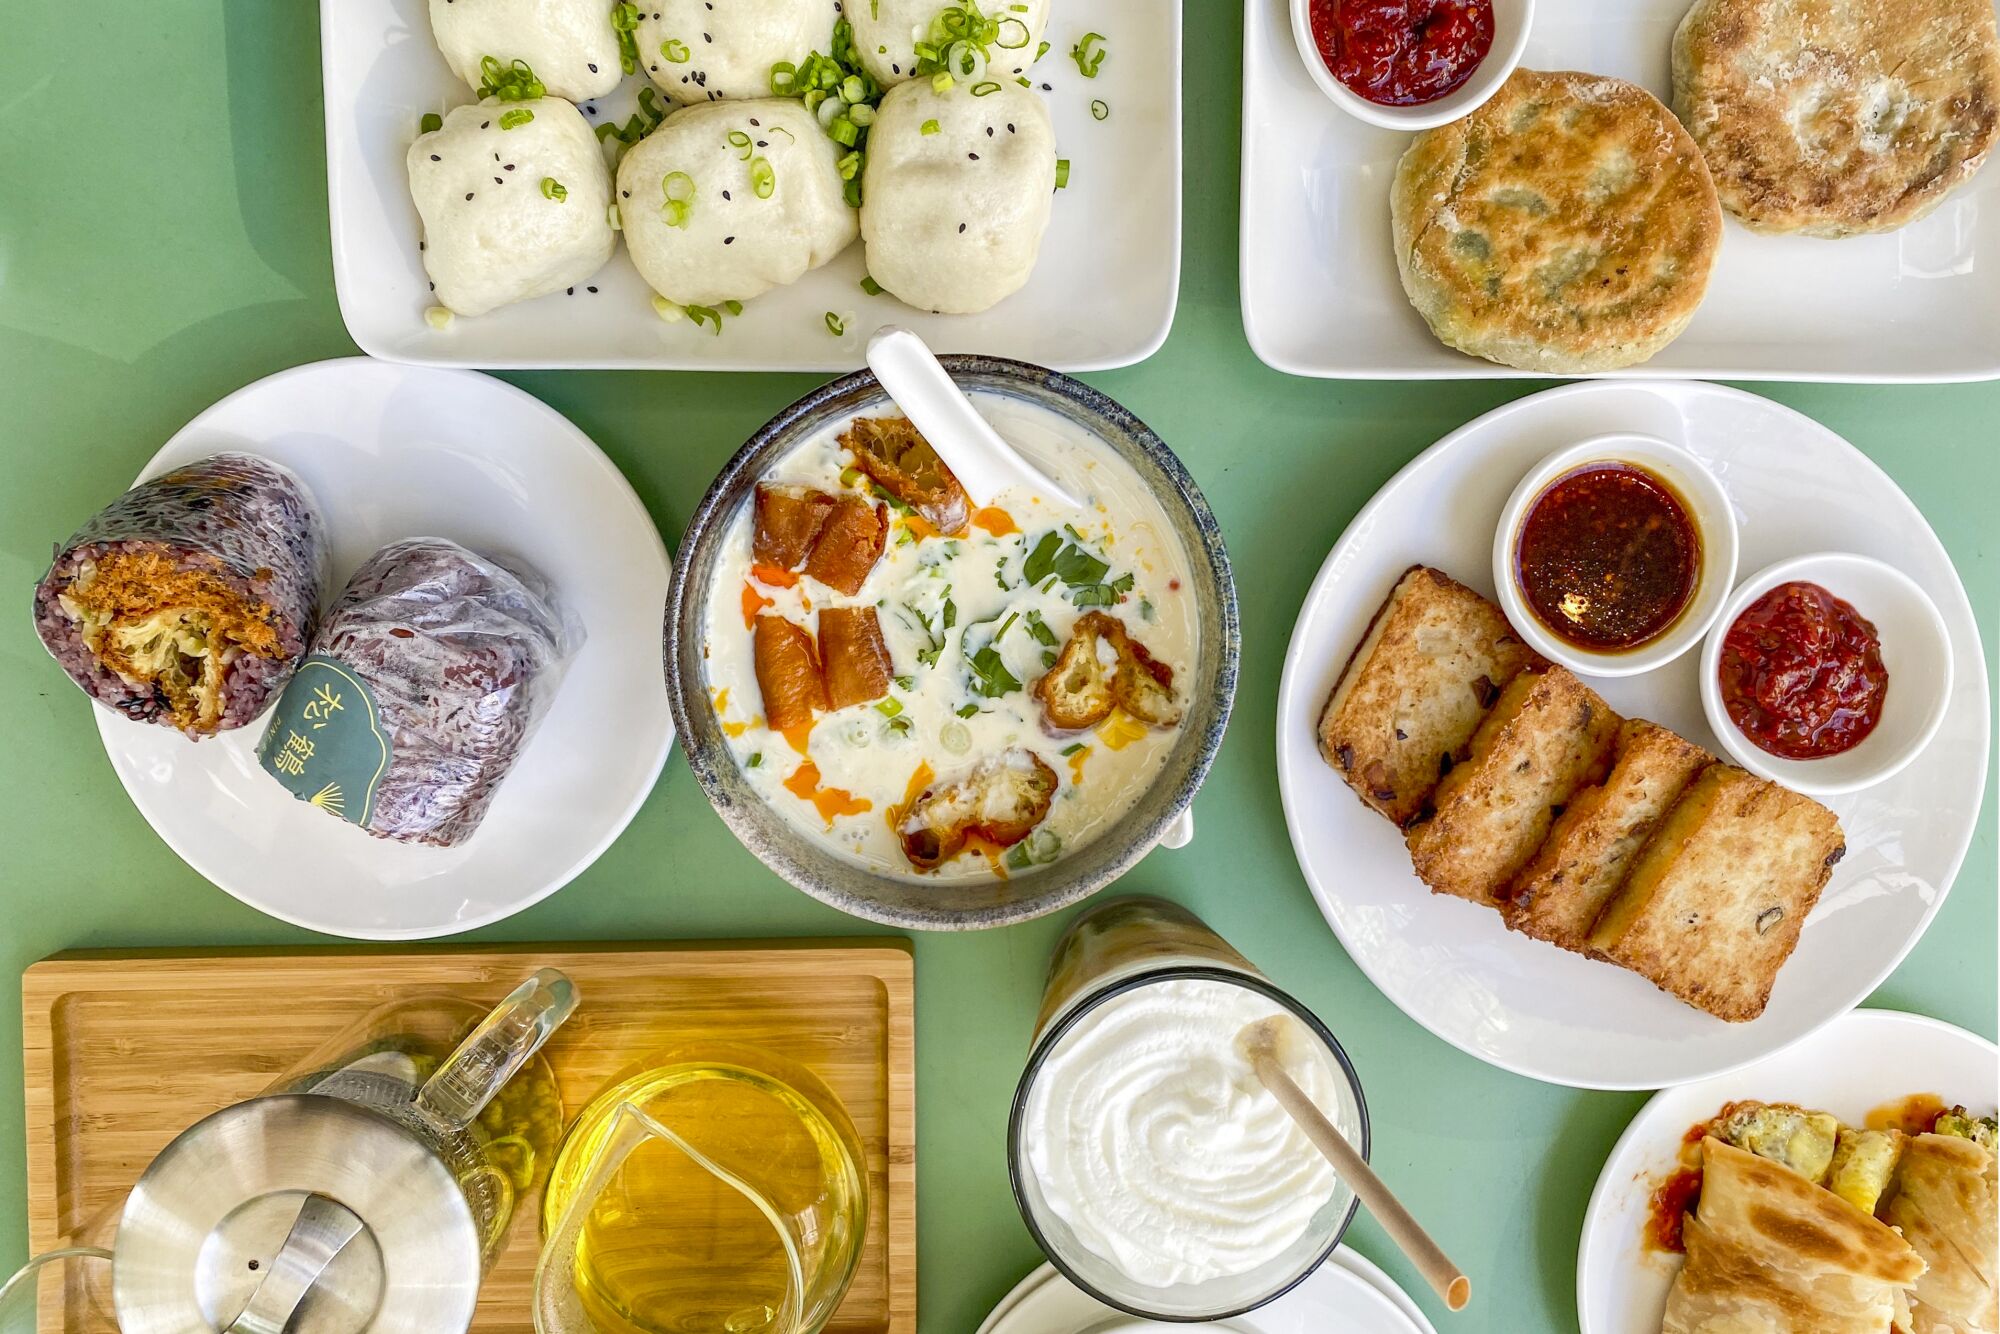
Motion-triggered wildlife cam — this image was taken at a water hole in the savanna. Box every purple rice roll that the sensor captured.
[258,538,582,848]
[32,453,329,738]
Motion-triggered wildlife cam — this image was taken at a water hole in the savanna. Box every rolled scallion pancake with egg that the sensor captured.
[427,0,622,103]
[32,453,328,738]
[619,99,857,308]
[860,77,1054,314]
[409,97,616,317]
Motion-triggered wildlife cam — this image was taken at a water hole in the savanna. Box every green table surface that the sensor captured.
[2,3,1994,1330]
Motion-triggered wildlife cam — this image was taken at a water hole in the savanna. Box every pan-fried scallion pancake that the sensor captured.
[1672,0,2000,237]
[1391,69,1722,373]
[1885,1132,1998,1334]
[1664,1137,1926,1334]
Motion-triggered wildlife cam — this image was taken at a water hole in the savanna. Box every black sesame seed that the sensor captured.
[429,281,435,289]
[722,189,731,199]
[958,222,966,232]
[430,154,441,161]
[505,163,515,170]
[1040,82,1051,90]
[650,63,658,71]
[891,63,901,73]
[465,191,475,200]
[587,285,598,292]
[724,235,735,244]
[986,126,993,136]
[703,32,712,41]
[1007,122,1016,132]
[622,189,631,197]
[756,139,767,147]
[749,117,760,126]
[588,62,599,72]
[968,152,979,159]
[419,240,425,249]
[567,287,575,295]
[481,119,490,128]
[493,152,500,160]
[494,175,504,183]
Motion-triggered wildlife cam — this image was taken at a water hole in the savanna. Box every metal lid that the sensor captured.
[114,1095,482,1334]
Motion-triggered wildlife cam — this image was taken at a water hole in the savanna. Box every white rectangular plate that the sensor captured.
[323,0,1180,370]
[1238,0,2000,381]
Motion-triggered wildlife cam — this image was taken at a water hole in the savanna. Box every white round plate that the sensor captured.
[94,358,673,939]
[1275,381,1988,1089]
[1576,1008,1998,1334]
[976,1250,1437,1334]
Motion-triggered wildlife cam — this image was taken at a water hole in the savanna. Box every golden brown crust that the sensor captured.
[1391,68,1722,372]
[1673,0,2000,236]
[898,749,1058,869]
[840,415,972,536]
[1033,611,1183,731]
[1885,1133,1998,1333]
[802,497,889,595]
[818,605,894,710]
[753,484,837,570]
[752,614,827,732]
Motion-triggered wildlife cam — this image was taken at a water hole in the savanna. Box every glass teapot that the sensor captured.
[2,968,576,1334]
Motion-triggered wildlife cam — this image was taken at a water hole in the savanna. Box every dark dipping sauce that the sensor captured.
[1515,462,1701,652]
[1718,581,1887,760]
[1311,0,1495,106]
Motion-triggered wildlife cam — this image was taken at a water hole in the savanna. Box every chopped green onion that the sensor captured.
[637,85,668,126]
[861,275,884,295]
[723,299,743,315]
[727,129,754,158]
[748,751,763,768]
[1069,31,1106,77]
[874,697,903,717]
[661,37,691,61]
[652,295,683,321]
[419,111,443,134]
[920,118,941,135]
[1017,75,1031,85]
[540,176,568,201]
[770,61,799,93]
[497,107,535,130]
[931,69,955,93]
[995,16,1030,48]
[595,121,621,143]
[829,116,859,146]
[424,306,454,330]
[1035,39,1050,61]
[956,702,981,718]
[1060,742,1086,755]
[612,1,642,73]
[839,466,868,487]
[750,157,776,197]
[685,303,724,333]
[662,199,692,227]
[837,149,862,179]
[1054,157,1069,188]
[972,80,1001,95]
[1090,98,1108,120]
[662,171,696,201]
[825,311,846,335]
[478,55,547,101]
[848,102,876,126]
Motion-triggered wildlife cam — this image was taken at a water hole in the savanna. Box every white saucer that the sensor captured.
[1274,380,1988,1088]
[977,1248,1438,1334]
[91,358,673,939]
[1576,1008,1998,1334]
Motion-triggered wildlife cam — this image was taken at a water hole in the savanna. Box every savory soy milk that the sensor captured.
[701,392,1198,881]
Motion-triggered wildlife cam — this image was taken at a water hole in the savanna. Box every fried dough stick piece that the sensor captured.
[803,496,889,595]
[753,614,828,732]
[899,749,1058,870]
[1033,611,1183,731]
[840,415,972,536]
[820,606,895,709]
[754,484,838,570]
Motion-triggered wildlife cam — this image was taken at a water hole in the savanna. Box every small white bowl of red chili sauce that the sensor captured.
[1493,434,1738,680]
[1291,0,1533,131]
[1699,553,1952,797]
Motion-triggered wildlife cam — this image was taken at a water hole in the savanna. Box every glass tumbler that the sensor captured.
[1007,896,1370,1321]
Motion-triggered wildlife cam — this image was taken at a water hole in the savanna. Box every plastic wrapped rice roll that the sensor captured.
[32,453,328,738]
[257,538,582,848]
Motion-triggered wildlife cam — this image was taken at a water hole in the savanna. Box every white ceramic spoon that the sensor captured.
[865,325,1086,510]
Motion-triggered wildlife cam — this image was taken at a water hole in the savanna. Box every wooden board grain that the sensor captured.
[21,940,915,1332]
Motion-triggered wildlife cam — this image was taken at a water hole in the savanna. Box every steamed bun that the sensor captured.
[408,98,616,317]
[860,78,1054,314]
[636,0,837,104]
[427,0,622,103]
[618,99,858,306]
[850,0,1051,89]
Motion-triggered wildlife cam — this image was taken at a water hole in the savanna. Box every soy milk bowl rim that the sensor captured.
[663,357,1240,931]
[1004,966,1370,1321]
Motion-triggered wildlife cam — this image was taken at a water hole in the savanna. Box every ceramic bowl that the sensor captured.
[1699,553,1952,797]
[1288,0,1534,132]
[662,357,1239,930]
[1493,432,1739,679]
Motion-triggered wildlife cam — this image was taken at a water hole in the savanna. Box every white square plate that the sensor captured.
[1238,0,2000,381]
[323,0,1180,370]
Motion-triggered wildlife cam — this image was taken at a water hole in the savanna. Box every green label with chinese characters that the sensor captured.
[257,656,391,828]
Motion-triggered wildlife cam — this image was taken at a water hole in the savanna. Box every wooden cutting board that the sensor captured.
[21,940,915,1332]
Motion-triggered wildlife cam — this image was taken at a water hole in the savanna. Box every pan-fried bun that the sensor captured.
[1672,0,2000,237]
[1391,68,1722,373]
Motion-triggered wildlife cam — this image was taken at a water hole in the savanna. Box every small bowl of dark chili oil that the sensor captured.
[1701,553,1952,797]
[1290,0,1533,131]
[1494,434,1738,678]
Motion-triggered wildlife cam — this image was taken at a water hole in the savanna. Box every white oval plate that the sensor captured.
[1274,381,1988,1088]
[93,358,673,939]
[976,1249,1438,1334]
[1576,1008,1999,1334]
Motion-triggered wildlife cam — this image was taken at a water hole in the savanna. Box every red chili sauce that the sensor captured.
[1514,463,1701,652]
[1647,1167,1703,1253]
[1310,0,1495,106]
[1718,581,1887,760]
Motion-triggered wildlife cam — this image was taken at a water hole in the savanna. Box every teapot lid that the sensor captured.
[113,1095,482,1334]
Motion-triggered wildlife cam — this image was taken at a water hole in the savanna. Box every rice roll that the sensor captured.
[32,453,328,738]
[258,538,581,848]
